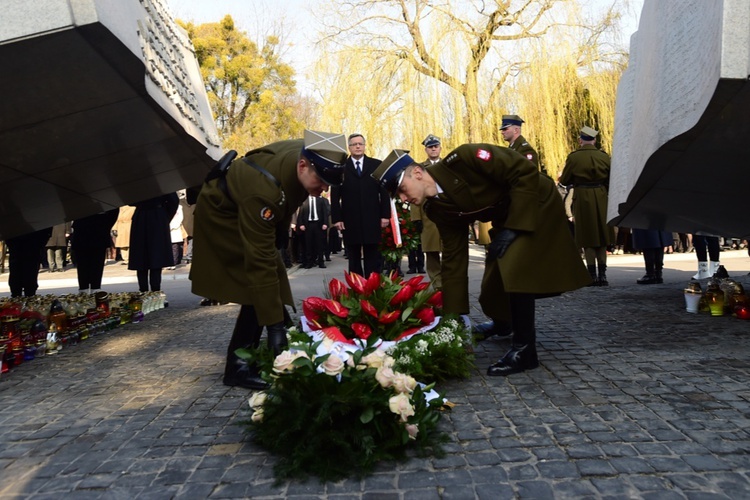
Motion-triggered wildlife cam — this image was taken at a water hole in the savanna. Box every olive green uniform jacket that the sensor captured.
[410,159,441,252]
[424,144,591,318]
[477,135,539,245]
[559,144,615,248]
[190,140,308,326]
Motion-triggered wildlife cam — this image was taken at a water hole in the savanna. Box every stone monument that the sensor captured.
[608,0,750,238]
[0,0,221,239]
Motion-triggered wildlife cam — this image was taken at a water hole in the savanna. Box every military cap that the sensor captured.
[301,129,348,186]
[372,149,416,197]
[580,126,598,141]
[422,134,441,147]
[500,114,524,130]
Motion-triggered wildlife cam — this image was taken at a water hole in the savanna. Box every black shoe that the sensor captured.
[417,269,426,274]
[303,264,313,269]
[472,321,513,341]
[487,344,539,376]
[406,269,416,274]
[325,257,331,262]
[223,353,269,390]
[319,263,326,269]
[200,298,213,306]
[636,274,658,285]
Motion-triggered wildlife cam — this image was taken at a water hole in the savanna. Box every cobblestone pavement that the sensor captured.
[1,249,750,499]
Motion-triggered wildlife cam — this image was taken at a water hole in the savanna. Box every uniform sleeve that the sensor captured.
[434,218,469,314]
[559,154,574,186]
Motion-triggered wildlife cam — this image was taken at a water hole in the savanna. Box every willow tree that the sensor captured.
[314,0,623,145]
[179,15,305,152]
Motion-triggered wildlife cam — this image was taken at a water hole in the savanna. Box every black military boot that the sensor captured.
[223,351,269,390]
[654,269,663,284]
[266,322,289,356]
[587,265,598,286]
[598,264,608,286]
[487,343,539,376]
[472,321,513,341]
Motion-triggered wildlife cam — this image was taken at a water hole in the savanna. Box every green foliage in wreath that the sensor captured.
[380,200,420,264]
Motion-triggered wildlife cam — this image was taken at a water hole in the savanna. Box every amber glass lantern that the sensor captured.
[704,280,725,317]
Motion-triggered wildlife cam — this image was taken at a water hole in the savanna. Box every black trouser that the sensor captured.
[346,243,381,277]
[303,221,326,266]
[642,248,665,274]
[8,251,41,297]
[408,244,424,271]
[693,235,720,261]
[227,305,292,356]
[509,293,536,346]
[137,268,162,292]
[74,246,107,290]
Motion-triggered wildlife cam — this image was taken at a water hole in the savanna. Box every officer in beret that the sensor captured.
[373,146,590,376]
[559,126,614,286]
[473,114,541,339]
[191,130,348,389]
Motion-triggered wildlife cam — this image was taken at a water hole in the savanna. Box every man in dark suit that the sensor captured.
[297,194,330,269]
[330,133,390,277]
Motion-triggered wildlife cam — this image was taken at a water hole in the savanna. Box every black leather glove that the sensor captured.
[414,220,424,233]
[266,322,288,356]
[487,229,518,260]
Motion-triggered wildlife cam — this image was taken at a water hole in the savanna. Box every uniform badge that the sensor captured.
[476,149,491,161]
[260,206,275,221]
[526,154,534,161]
[444,153,458,165]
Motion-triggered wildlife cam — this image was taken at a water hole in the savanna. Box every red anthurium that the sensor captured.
[394,326,422,341]
[415,307,436,325]
[390,285,416,306]
[360,299,379,318]
[426,290,443,308]
[328,278,349,301]
[302,300,320,322]
[379,310,401,324]
[305,317,322,330]
[364,272,381,294]
[305,296,328,311]
[322,326,355,345]
[345,271,367,294]
[352,322,373,340]
[406,275,424,287]
[412,282,431,292]
[324,299,349,318]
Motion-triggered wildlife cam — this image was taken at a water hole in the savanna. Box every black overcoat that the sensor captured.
[128,194,179,271]
[330,156,390,245]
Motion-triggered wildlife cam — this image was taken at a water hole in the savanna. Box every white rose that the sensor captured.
[383,355,396,369]
[375,365,396,388]
[361,350,386,368]
[321,355,346,376]
[272,351,297,373]
[392,373,417,394]
[389,393,415,422]
[405,423,419,440]
[251,408,264,423]
[248,391,267,409]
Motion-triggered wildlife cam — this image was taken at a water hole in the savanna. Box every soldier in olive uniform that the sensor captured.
[474,114,540,340]
[559,126,615,286]
[190,130,347,390]
[374,147,590,376]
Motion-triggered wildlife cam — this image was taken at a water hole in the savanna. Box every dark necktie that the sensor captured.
[355,160,361,175]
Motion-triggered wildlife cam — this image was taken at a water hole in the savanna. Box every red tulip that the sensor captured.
[389,270,402,282]
[322,326,355,345]
[324,299,349,318]
[390,285,416,306]
[364,272,381,294]
[352,322,373,340]
[406,276,425,287]
[413,282,430,292]
[328,278,349,301]
[345,271,367,294]
[379,310,401,324]
[426,290,443,308]
[360,299,379,318]
[415,307,435,325]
